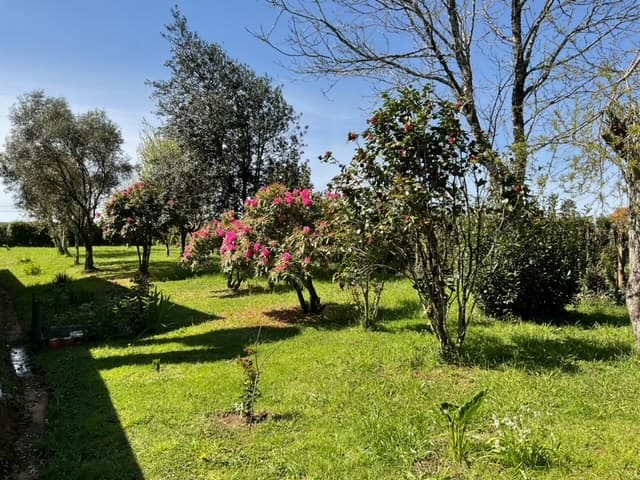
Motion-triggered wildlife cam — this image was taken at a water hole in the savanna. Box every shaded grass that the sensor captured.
[0,247,639,478]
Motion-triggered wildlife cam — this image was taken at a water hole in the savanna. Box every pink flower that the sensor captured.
[404,122,413,132]
[244,198,258,208]
[282,251,293,263]
[284,192,296,205]
[300,189,313,207]
[448,136,456,145]
[368,116,378,125]
[326,192,341,200]
[127,217,134,224]
[253,242,262,252]
[245,249,254,259]
[303,256,311,265]
[302,226,311,235]
[348,132,359,141]
[95,211,102,218]
[400,149,407,158]
[261,247,271,258]
[274,197,283,206]
[167,199,176,208]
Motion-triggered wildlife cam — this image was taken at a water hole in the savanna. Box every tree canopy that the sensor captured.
[0,91,132,270]
[149,7,311,218]
[261,0,640,186]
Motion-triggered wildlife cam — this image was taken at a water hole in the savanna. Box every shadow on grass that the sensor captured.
[262,302,357,330]
[463,328,632,373]
[37,346,145,479]
[0,270,145,480]
[93,325,301,370]
[553,308,629,328]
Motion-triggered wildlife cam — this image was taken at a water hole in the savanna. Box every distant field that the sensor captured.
[1,246,638,479]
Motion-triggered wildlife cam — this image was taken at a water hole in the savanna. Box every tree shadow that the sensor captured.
[262,302,358,330]
[0,270,144,479]
[462,328,633,373]
[93,325,301,370]
[552,308,629,329]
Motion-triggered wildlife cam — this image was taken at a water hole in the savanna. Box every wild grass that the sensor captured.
[0,246,638,479]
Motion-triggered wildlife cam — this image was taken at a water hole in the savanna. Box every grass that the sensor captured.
[1,246,640,478]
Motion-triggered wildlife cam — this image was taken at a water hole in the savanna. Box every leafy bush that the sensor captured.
[23,263,42,276]
[476,199,588,319]
[5,222,51,246]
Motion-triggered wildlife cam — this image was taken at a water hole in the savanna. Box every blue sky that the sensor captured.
[0,0,377,221]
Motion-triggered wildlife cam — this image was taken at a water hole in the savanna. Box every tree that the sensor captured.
[138,126,210,254]
[260,0,640,186]
[149,7,311,217]
[102,182,174,276]
[601,91,640,350]
[0,91,131,271]
[331,86,504,359]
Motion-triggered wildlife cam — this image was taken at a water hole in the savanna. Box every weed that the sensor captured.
[490,408,559,469]
[53,272,72,284]
[23,263,42,276]
[440,390,487,463]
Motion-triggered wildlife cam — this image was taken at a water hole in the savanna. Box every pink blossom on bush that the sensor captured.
[127,217,134,224]
[282,251,293,263]
[302,226,311,235]
[244,198,258,208]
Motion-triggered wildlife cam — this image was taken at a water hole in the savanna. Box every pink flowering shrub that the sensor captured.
[102,182,174,276]
[182,183,335,313]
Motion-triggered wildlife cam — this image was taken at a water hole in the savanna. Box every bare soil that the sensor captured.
[0,289,48,480]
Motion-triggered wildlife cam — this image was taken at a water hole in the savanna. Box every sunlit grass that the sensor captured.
[0,246,638,479]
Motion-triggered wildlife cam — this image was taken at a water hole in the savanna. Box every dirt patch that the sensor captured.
[0,288,48,480]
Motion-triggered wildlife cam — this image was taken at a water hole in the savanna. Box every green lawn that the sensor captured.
[1,246,639,479]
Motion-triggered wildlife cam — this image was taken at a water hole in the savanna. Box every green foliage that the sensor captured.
[102,182,174,275]
[53,271,71,284]
[4,222,51,246]
[150,8,310,216]
[477,200,588,320]
[23,263,42,276]
[236,347,261,423]
[112,274,172,336]
[0,91,132,270]
[440,390,487,463]
[330,86,500,358]
[489,409,559,469]
[183,184,332,314]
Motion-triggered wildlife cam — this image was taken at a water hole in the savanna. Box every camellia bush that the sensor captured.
[183,183,332,314]
[102,181,174,275]
[330,86,506,359]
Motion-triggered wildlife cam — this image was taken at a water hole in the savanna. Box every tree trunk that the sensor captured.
[180,228,188,255]
[305,278,323,314]
[627,193,640,351]
[74,233,80,265]
[165,239,170,257]
[140,243,151,276]
[83,240,95,271]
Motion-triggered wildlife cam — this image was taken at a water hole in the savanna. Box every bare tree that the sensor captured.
[260,0,640,185]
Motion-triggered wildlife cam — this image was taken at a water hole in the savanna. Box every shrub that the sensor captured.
[476,199,588,319]
[6,222,51,246]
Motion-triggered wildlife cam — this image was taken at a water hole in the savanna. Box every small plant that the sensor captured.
[23,263,42,276]
[18,257,32,264]
[440,390,487,463]
[152,358,161,373]
[144,287,174,333]
[236,346,261,424]
[53,271,72,284]
[490,409,559,469]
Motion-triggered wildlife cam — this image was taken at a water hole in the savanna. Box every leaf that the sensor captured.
[458,390,487,425]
